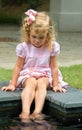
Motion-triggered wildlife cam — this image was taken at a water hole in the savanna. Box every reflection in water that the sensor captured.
[0,116,57,130]
[10,121,56,130]
[0,116,82,130]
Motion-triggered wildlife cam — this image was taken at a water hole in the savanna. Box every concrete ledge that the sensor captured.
[0,81,82,123]
[0,81,21,117]
[45,88,82,123]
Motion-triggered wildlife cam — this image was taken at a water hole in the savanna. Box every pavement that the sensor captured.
[0,25,82,69]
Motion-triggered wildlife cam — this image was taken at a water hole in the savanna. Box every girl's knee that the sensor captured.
[37,77,49,89]
[25,77,37,86]
[21,77,37,97]
[39,77,49,84]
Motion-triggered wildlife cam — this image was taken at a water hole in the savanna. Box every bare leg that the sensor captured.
[19,77,37,119]
[30,77,49,120]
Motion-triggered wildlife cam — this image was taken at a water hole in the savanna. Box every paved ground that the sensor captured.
[0,25,82,69]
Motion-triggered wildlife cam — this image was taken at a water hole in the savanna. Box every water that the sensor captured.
[0,115,82,130]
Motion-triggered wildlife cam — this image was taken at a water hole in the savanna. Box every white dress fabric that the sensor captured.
[16,42,68,88]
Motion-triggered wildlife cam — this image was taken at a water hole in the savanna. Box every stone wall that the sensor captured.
[50,0,82,32]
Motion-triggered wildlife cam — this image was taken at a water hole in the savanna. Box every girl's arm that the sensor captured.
[50,56,66,93]
[2,56,25,91]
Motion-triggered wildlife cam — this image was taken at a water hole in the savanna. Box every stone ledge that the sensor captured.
[0,81,82,123]
[45,87,82,123]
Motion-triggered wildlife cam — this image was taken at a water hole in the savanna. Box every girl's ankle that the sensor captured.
[19,112,29,119]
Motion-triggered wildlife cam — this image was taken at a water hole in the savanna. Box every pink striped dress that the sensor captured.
[16,42,68,88]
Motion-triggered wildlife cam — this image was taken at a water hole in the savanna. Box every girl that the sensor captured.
[2,9,68,120]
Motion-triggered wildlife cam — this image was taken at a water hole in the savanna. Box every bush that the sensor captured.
[0,14,21,25]
[0,0,49,25]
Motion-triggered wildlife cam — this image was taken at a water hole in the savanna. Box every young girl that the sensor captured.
[2,9,68,120]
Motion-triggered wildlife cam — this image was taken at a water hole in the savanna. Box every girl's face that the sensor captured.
[30,30,48,48]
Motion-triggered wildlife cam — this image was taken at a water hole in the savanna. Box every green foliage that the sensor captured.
[2,0,44,7]
[2,0,28,6]
[28,0,44,9]
[0,0,45,24]
[0,14,21,25]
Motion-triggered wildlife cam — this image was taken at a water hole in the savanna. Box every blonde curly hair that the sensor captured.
[20,11,56,50]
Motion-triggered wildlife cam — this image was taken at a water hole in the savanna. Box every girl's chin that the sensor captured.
[33,44,43,48]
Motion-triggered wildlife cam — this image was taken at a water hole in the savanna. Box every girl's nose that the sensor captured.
[35,38,39,42]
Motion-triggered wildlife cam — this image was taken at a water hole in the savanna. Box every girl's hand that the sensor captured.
[1,84,16,91]
[53,86,66,93]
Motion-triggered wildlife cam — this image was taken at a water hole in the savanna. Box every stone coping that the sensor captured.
[46,87,82,108]
[0,81,82,123]
[0,81,82,108]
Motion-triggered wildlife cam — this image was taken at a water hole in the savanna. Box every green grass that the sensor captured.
[60,64,82,90]
[0,68,12,81]
[0,64,82,90]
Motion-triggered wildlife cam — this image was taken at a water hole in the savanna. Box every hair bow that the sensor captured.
[25,9,37,25]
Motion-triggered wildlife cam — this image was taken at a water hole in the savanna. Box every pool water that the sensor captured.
[0,115,82,130]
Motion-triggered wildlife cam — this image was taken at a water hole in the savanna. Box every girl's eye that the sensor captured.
[39,36,44,39]
[31,35,45,40]
[32,35,36,38]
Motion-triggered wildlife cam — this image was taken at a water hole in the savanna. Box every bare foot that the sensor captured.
[19,112,29,119]
[19,113,31,123]
[30,113,46,120]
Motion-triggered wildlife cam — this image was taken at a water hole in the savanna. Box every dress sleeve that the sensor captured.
[50,42,60,56]
[16,43,26,58]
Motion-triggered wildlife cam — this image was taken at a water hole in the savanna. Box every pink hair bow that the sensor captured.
[25,9,37,25]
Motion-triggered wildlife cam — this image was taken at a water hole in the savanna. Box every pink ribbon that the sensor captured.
[25,9,37,25]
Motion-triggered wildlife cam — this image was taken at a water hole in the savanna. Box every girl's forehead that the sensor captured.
[30,29,48,35]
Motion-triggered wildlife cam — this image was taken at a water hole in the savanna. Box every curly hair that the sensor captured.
[20,11,56,50]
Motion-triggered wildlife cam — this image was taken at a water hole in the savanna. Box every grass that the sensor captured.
[0,68,12,81]
[60,64,82,90]
[0,64,82,90]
